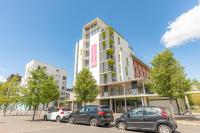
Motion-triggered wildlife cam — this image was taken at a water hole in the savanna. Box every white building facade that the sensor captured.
[71,18,187,115]
[21,60,67,100]
[74,18,134,85]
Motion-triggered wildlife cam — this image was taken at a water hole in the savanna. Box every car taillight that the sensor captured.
[60,112,64,114]
[161,110,168,119]
[97,111,106,116]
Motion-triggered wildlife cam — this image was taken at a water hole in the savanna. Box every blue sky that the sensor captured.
[0,0,200,87]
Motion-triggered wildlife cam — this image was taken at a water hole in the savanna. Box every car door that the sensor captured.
[46,108,51,120]
[126,108,144,129]
[79,106,91,124]
[49,108,59,120]
[143,107,158,130]
[73,107,86,123]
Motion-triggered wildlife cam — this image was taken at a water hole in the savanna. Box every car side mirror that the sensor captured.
[76,111,80,113]
[127,113,130,118]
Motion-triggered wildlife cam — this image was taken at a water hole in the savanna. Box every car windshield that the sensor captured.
[100,106,112,112]
[50,108,59,112]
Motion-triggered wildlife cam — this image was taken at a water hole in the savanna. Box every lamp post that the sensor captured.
[122,84,127,113]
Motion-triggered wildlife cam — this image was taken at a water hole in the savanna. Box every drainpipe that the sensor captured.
[114,98,117,113]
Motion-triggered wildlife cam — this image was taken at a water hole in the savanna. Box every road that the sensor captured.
[0,116,199,133]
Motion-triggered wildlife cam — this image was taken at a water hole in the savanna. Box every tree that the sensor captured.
[147,49,191,115]
[0,75,21,116]
[74,68,98,105]
[20,68,60,120]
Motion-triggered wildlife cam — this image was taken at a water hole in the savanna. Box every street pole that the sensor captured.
[142,80,146,94]
[185,94,192,116]
[123,84,127,113]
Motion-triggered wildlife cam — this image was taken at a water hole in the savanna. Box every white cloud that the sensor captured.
[0,75,6,82]
[161,4,200,48]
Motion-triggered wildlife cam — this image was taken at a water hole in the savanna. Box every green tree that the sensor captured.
[74,68,98,105]
[147,49,191,115]
[0,75,21,116]
[20,68,60,120]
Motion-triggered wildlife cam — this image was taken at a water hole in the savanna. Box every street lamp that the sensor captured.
[122,84,127,113]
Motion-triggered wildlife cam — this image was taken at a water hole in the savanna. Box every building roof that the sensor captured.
[27,60,67,74]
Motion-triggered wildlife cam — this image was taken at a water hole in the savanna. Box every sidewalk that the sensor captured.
[175,115,200,126]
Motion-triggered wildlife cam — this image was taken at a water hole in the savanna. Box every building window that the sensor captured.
[125,66,128,76]
[63,81,66,86]
[126,57,129,66]
[104,74,107,84]
[118,37,120,44]
[62,86,66,90]
[63,76,66,80]
[61,91,65,95]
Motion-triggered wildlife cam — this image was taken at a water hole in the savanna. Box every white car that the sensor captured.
[44,107,72,121]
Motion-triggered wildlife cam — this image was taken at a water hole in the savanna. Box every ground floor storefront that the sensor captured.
[68,95,187,115]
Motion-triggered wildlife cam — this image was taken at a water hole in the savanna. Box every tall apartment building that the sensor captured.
[74,18,134,85]
[21,60,67,100]
[71,18,186,115]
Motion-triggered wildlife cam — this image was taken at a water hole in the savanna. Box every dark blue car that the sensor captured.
[115,106,177,133]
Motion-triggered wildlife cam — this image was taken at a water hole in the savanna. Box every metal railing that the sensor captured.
[100,88,145,97]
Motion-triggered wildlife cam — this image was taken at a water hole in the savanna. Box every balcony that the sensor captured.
[100,38,115,52]
[100,49,115,62]
[100,72,117,84]
[100,61,116,73]
[100,87,145,98]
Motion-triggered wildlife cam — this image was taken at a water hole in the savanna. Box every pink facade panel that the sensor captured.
[91,43,97,67]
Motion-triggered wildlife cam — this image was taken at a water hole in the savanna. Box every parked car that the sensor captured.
[115,106,177,133]
[68,105,114,127]
[60,114,70,123]
[43,107,72,122]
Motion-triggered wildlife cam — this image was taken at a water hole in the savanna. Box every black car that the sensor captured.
[68,105,114,127]
[60,115,70,123]
[115,106,177,133]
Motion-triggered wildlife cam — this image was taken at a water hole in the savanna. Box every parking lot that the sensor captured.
[0,115,200,133]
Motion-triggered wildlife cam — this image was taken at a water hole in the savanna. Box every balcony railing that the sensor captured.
[100,52,116,62]
[100,88,146,97]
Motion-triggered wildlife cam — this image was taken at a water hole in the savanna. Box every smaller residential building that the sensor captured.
[132,55,150,79]
[21,60,67,101]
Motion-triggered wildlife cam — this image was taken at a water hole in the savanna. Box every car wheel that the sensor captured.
[105,123,110,127]
[158,124,172,133]
[69,117,74,124]
[90,118,97,127]
[56,116,61,122]
[44,115,47,121]
[117,122,126,131]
